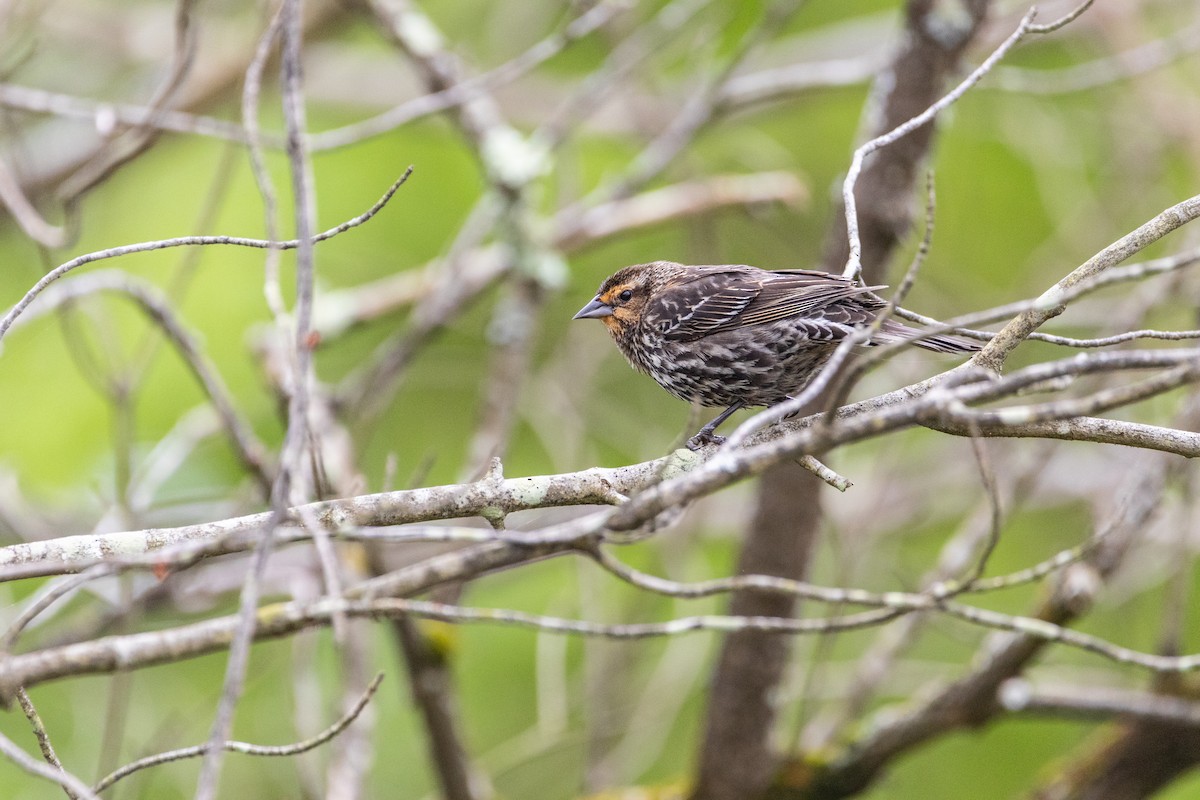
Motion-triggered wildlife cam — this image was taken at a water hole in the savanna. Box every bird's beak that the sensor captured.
[573,297,613,320]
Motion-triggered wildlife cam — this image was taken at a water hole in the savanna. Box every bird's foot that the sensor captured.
[686,430,727,451]
[686,403,742,450]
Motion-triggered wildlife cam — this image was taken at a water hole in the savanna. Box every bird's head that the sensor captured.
[572,262,675,336]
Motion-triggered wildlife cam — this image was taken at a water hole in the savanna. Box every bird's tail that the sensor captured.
[874,319,982,354]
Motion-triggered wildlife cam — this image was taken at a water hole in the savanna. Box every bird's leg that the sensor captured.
[781,395,802,419]
[687,402,744,450]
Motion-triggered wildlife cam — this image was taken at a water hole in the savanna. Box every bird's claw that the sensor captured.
[687,431,726,451]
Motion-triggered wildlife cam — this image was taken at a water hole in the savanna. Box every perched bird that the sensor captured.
[573,261,978,445]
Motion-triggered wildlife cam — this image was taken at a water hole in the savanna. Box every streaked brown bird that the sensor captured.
[573,261,978,445]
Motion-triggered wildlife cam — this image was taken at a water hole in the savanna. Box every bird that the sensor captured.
[573,260,979,446]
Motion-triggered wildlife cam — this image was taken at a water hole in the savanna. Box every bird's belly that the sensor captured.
[634,331,835,408]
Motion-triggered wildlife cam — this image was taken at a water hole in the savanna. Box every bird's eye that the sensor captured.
[618,289,633,302]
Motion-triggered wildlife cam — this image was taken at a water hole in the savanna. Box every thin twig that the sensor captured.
[0,170,413,345]
[8,592,1200,705]
[195,1,321,793]
[1000,678,1200,725]
[0,728,98,800]
[842,8,1042,279]
[93,674,384,793]
[15,688,78,800]
[14,271,272,492]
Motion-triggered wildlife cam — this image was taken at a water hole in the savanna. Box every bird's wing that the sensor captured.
[656,268,883,341]
[652,272,760,340]
[739,270,884,327]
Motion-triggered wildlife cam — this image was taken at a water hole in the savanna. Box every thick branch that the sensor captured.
[0,450,699,579]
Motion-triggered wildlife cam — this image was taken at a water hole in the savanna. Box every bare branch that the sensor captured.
[992,18,1200,94]
[14,271,273,493]
[976,193,1200,370]
[0,728,98,800]
[0,156,68,248]
[93,673,384,793]
[841,6,1036,279]
[1000,678,1200,726]
[0,449,695,579]
[195,1,324,789]
[15,689,78,800]
[0,171,412,346]
[309,1,624,151]
[6,590,1200,706]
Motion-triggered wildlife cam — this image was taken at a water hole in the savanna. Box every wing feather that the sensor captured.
[653,267,884,341]
[652,273,759,339]
[737,270,884,327]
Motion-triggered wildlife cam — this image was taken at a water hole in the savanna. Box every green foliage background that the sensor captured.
[2,1,1199,797]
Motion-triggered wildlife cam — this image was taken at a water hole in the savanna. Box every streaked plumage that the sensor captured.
[573,260,978,442]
